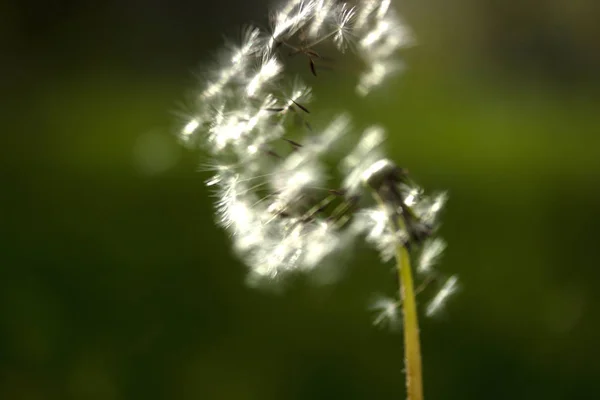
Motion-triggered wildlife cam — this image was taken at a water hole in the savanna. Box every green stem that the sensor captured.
[397,244,423,400]
[368,185,424,400]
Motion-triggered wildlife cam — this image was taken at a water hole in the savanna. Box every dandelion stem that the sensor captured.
[396,244,423,400]
[370,185,424,400]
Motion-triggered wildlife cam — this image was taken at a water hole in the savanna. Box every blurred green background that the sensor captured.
[2,0,600,399]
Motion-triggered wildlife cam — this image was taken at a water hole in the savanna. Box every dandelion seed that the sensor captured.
[377,0,391,19]
[333,4,356,52]
[403,187,420,207]
[415,191,448,226]
[354,206,406,262]
[308,0,334,38]
[231,26,263,64]
[354,0,379,30]
[247,57,283,97]
[342,125,385,195]
[418,238,447,274]
[270,0,315,47]
[370,296,401,329]
[357,60,400,96]
[361,19,390,49]
[182,119,200,136]
[426,275,459,316]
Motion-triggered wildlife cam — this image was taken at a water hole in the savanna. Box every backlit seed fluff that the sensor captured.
[370,295,401,329]
[182,0,456,322]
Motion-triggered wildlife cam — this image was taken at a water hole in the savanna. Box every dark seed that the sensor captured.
[291,99,310,114]
[309,59,317,76]
[265,149,283,159]
[282,138,303,148]
[328,189,346,196]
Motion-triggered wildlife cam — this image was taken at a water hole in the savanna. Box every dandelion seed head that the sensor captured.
[184,0,454,311]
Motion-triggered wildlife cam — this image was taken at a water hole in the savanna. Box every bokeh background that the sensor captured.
[2,0,600,399]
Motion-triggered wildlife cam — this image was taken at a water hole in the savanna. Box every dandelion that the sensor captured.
[180,1,456,399]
